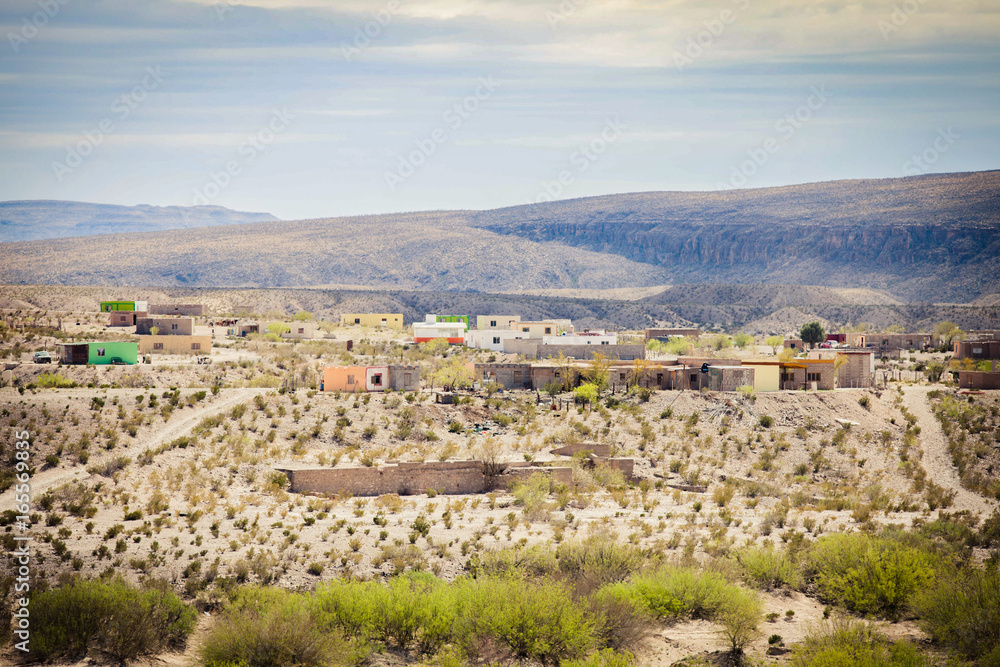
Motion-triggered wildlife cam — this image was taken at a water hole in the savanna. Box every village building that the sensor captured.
[340,313,404,329]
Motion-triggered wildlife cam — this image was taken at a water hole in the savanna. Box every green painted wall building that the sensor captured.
[60,342,139,365]
[435,315,470,327]
[100,300,148,312]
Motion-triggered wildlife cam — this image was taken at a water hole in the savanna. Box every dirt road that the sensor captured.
[0,388,265,506]
[901,385,997,515]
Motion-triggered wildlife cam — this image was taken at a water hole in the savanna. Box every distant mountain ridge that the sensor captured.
[0,200,278,241]
[1,171,998,301]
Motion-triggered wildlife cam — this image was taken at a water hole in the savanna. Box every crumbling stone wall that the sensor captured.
[276,460,574,497]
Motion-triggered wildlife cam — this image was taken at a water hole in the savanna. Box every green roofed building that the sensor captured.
[100,300,148,312]
[59,342,139,365]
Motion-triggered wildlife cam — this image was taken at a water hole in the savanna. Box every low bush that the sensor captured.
[37,373,78,389]
[789,618,931,666]
[732,544,802,591]
[912,565,1000,661]
[202,587,345,667]
[603,566,735,622]
[805,533,936,620]
[30,578,196,664]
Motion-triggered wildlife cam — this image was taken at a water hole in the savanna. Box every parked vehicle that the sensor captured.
[110,357,126,365]
[33,351,52,363]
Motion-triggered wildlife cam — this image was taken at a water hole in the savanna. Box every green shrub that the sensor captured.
[574,383,599,405]
[30,578,195,663]
[603,566,732,621]
[451,577,596,665]
[565,648,637,667]
[732,544,803,591]
[758,415,774,428]
[806,533,936,619]
[790,618,931,666]
[37,373,78,389]
[555,536,646,591]
[202,586,345,667]
[913,565,1000,661]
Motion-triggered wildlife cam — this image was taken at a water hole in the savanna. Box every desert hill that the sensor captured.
[0,200,278,241]
[1,171,998,300]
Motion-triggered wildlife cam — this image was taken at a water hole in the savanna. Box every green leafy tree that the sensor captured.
[573,383,599,405]
[733,332,753,349]
[934,321,964,348]
[765,335,783,355]
[267,322,291,336]
[800,321,825,349]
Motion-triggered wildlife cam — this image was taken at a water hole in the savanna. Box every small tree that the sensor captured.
[733,332,753,349]
[934,321,964,349]
[765,335,783,355]
[267,322,290,337]
[627,358,654,389]
[800,321,825,349]
[293,311,313,321]
[584,352,612,394]
[148,326,159,337]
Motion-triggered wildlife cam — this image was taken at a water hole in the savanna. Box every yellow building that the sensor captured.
[742,361,781,392]
[340,313,404,330]
[138,335,212,355]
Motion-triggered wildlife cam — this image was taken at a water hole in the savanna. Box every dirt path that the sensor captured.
[0,388,265,505]
[901,385,997,516]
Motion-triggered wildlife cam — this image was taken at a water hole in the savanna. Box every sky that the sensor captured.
[0,0,998,220]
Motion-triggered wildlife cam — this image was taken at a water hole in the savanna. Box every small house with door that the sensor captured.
[59,341,138,365]
[138,335,211,355]
[322,365,419,392]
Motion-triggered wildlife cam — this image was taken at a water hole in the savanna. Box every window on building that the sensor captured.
[381,319,387,325]
[372,374,383,386]
[522,327,529,333]
[493,337,500,345]
[404,373,411,384]
[490,320,497,327]
[781,372,792,382]
[153,342,163,350]
[171,323,178,330]
[601,341,609,345]
[690,374,698,384]
[973,347,983,355]
[192,343,201,350]
[545,327,552,334]
[347,375,355,385]
[355,318,361,324]
[807,372,820,382]
[298,328,304,334]
[96,348,106,357]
